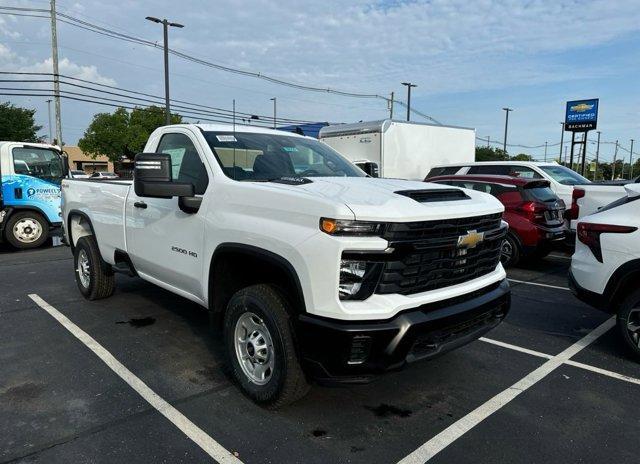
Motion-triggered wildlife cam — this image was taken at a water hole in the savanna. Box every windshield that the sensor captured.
[203,131,365,181]
[12,147,65,184]
[539,165,590,185]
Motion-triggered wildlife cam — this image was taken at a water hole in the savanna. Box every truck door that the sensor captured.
[125,131,210,300]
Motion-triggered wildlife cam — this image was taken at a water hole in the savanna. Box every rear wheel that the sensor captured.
[500,233,520,268]
[73,236,115,300]
[5,211,48,249]
[224,284,309,408]
[617,288,640,359]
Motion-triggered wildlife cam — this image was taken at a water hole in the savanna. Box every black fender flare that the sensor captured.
[66,209,98,252]
[208,243,307,314]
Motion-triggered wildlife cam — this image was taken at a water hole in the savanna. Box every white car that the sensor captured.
[569,184,640,357]
[89,171,119,179]
[426,161,627,232]
[69,169,89,179]
[62,123,511,407]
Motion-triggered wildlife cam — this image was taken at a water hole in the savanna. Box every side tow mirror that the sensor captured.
[357,161,379,178]
[134,153,195,199]
[61,152,70,178]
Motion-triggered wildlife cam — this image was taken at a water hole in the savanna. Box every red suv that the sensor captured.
[426,175,566,267]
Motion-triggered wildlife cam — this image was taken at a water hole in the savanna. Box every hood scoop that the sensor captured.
[395,189,469,203]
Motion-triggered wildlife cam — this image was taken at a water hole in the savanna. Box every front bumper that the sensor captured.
[296,279,510,382]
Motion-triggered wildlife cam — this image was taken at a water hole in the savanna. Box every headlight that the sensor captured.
[339,259,383,300]
[320,218,384,236]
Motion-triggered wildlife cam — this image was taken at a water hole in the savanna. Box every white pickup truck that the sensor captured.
[62,124,510,407]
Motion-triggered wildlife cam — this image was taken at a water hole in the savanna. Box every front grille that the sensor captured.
[376,213,505,295]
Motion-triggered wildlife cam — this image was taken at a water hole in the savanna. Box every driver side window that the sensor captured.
[156,133,209,195]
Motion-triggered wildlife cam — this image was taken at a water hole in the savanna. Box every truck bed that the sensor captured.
[62,179,132,263]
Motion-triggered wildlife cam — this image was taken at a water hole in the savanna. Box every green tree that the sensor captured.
[511,153,533,161]
[0,102,43,142]
[79,106,182,162]
[475,146,509,161]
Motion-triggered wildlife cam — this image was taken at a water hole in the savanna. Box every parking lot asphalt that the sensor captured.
[2,246,639,463]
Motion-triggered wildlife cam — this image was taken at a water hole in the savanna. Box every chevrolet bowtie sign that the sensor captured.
[457,230,485,249]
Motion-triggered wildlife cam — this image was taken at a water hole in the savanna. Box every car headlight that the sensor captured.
[320,218,385,236]
[339,259,383,300]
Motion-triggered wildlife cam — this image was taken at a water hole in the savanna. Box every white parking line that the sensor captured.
[481,337,640,386]
[507,278,570,291]
[28,294,243,464]
[398,317,615,464]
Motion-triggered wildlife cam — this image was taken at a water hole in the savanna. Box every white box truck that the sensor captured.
[319,119,475,181]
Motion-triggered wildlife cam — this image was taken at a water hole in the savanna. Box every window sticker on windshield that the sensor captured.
[216,135,237,142]
[282,147,299,152]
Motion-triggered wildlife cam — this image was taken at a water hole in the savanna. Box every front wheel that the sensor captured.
[617,288,640,359]
[5,211,49,249]
[224,284,309,408]
[500,233,520,268]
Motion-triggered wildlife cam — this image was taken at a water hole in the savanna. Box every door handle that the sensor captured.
[134,201,147,209]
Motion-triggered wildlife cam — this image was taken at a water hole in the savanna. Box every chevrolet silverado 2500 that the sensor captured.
[61,124,510,407]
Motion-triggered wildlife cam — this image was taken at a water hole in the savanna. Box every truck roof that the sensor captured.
[318,119,475,138]
[0,141,61,150]
[188,123,306,138]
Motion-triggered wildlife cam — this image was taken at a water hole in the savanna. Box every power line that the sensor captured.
[0,5,442,122]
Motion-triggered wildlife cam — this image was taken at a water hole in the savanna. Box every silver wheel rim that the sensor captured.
[501,239,513,264]
[234,312,275,385]
[13,218,43,243]
[627,307,640,348]
[77,249,91,288]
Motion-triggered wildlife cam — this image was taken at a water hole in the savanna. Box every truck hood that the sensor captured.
[292,177,504,221]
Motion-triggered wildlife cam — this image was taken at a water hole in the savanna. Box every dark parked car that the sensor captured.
[427,175,566,267]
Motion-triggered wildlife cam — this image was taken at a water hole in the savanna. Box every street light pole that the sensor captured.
[630,139,635,179]
[146,16,184,126]
[502,108,513,155]
[595,131,601,180]
[270,97,276,129]
[401,82,417,121]
[544,141,548,162]
[559,122,564,163]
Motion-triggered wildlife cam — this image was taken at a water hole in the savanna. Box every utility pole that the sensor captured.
[502,107,513,155]
[630,139,635,179]
[487,136,490,148]
[270,97,276,129]
[563,145,568,165]
[46,99,53,143]
[612,140,618,180]
[50,0,62,146]
[388,91,394,119]
[401,82,417,121]
[559,122,564,161]
[544,141,548,162]
[595,131,601,181]
[146,16,184,126]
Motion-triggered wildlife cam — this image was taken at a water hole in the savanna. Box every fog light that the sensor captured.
[339,260,367,299]
[348,335,372,365]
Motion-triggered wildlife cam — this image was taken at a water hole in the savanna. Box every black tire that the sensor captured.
[4,211,49,249]
[224,284,309,408]
[616,288,640,359]
[500,233,521,268]
[73,236,115,300]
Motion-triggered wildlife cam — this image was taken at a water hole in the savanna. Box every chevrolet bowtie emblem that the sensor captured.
[457,230,485,249]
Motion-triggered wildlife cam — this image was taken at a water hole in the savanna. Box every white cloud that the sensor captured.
[19,57,117,86]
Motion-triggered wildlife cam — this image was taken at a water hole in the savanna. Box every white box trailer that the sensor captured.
[319,119,475,181]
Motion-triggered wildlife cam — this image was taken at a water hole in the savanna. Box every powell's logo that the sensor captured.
[457,230,485,249]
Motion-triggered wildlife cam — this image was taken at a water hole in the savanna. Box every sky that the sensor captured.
[0,0,639,163]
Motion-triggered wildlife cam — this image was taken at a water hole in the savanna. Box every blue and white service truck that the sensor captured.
[0,141,68,249]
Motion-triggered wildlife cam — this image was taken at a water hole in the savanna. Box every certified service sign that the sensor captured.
[565,98,599,131]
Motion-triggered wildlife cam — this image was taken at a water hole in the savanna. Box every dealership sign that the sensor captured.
[565,98,599,131]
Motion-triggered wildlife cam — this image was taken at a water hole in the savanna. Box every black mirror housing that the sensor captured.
[134,153,195,199]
